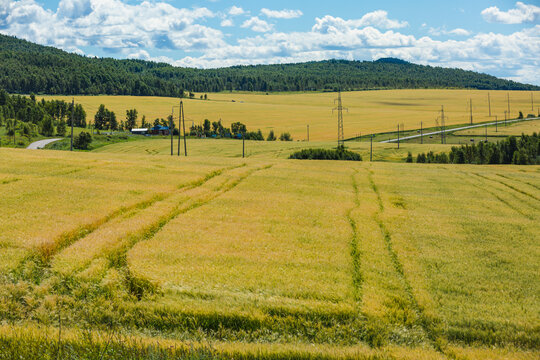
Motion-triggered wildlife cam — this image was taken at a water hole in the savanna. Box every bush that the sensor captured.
[289,147,362,161]
[279,132,292,141]
[73,132,92,150]
[266,130,276,141]
[406,151,413,163]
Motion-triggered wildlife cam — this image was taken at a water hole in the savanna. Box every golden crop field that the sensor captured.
[40,90,540,141]
[92,137,453,162]
[454,118,540,137]
[1,147,538,359]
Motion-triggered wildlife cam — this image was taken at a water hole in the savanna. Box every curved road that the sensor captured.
[380,117,538,143]
[26,138,62,149]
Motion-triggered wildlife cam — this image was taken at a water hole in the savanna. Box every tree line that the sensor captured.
[414,134,540,165]
[1,34,538,98]
[0,89,86,144]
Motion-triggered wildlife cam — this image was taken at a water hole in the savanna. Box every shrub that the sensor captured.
[266,130,276,141]
[289,147,362,161]
[74,132,92,150]
[406,152,413,163]
[279,132,292,141]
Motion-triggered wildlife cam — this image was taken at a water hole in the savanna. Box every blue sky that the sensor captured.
[1,0,539,84]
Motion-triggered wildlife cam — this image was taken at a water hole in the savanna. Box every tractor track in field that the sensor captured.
[366,168,455,358]
[455,171,533,220]
[72,164,272,288]
[472,172,540,205]
[496,173,540,191]
[346,169,363,303]
[22,164,245,268]
[9,163,269,304]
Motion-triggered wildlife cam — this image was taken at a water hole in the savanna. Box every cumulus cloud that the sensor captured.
[481,2,540,24]
[0,0,221,53]
[429,27,471,36]
[220,18,233,27]
[261,8,302,19]
[313,11,407,33]
[228,5,244,16]
[57,0,92,19]
[241,16,273,32]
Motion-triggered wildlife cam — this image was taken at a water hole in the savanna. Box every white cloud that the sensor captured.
[0,0,222,52]
[228,5,244,16]
[428,27,471,36]
[313,11,408,33]
[220,18,233,27]
[57,0,92,19]
[261,8,302,19]
[241,16,273,32]
[448,28,471,36]
[481,2,540,24]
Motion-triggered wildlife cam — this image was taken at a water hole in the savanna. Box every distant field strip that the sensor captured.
[41,89,540,141]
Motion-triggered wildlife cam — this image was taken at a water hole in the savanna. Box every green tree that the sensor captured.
[6,118,16,144]
[94,104,108,130]
[279,132,292,141]
[126,109,138,130]
[406,152,413,163]
[266,130,276,141]
[40,115,54,137]
[74,131,92,150]
[56,118,66,136]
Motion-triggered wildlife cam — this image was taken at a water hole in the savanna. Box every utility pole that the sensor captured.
[488,92,491,117]
[507,93,510,116]
[333,90,347,147]
[485,124,488,142]
[176,100,183,156]
[469,99,473,125]
[171,103,181,156]
[181,101,187,156]
[70,98,74,151]
[370,134,373,162]
[420,121,423,144]
[495,115,498,132]
[504,110,507,127]
[397,124,400,149]
[170,110,173,156]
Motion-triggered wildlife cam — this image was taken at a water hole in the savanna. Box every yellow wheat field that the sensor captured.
[40,89,540,141]
[0,147,538,359]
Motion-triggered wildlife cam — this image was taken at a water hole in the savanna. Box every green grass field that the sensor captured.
[0,146,538,359]
[40,90,540,141]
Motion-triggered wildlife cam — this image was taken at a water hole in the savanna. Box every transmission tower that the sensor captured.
[435,105,446,144]
[333,90,348,147]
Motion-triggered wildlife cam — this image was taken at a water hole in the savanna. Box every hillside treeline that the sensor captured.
[416,134,540,165]
[0,89,86,142]
[1,34,538,97]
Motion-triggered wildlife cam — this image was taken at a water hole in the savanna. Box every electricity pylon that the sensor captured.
[333,90,348,147]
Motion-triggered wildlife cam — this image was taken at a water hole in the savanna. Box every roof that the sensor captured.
[151,125,169,130]
[131,128,148,131]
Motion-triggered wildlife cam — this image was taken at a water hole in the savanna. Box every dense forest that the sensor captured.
[1,34,538,97]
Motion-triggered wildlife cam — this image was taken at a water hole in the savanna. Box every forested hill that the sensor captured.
[1,34,538,96]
